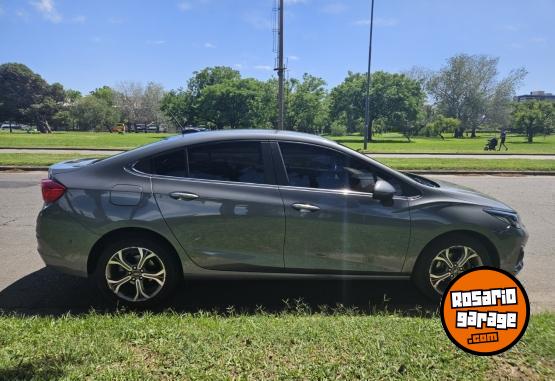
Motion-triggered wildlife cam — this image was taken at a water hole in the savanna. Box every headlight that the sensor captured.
[484,208,521,229]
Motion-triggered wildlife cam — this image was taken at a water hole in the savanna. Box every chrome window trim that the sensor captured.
[127,163,420,199]
[276,183,419,201]
[128,163,280,190]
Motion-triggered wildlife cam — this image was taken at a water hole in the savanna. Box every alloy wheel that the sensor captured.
[428,245,483,295]
[105,247,166,302]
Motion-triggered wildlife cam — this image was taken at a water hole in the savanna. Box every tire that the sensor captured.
[93,235,182,308]
[412,234,492,301]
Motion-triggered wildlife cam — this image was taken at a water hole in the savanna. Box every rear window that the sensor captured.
[133,141,268,185]
[187,141,267,184]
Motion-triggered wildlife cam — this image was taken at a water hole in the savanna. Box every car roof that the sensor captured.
[134,129,339,156]
[171,129,334,144]
[100,129,346,169]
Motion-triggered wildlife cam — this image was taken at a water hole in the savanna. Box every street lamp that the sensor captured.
[363,0,375,150]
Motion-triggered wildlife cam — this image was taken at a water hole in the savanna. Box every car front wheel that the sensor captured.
[412,234,492,300]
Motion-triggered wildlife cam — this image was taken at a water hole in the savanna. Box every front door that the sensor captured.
[151,141,285,271]
[275,142,411,273]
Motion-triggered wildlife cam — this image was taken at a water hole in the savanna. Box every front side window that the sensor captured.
[187,141,267,184]
[279,142,401,194]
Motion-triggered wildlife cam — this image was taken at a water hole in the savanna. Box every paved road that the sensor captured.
[1,148,554,160]
[0,172,553,315]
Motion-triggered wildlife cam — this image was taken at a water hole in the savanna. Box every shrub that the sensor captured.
[330,121,347,136]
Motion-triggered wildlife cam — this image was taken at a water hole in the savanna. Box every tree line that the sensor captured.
[1,54,553,142]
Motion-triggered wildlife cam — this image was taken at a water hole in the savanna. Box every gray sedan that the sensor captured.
[36,130,528,306]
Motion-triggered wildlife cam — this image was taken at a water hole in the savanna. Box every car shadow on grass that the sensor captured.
[0,267,438,317]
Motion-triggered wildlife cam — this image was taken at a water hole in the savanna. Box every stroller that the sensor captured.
[484,137,498,151]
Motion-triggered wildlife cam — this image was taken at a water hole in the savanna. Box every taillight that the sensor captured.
[41,179,66,203]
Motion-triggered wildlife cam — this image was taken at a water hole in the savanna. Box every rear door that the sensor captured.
[150,141,285,271]
[274,142,411,273]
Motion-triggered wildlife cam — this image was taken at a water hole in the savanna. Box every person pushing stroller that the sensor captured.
[498,129,508,151]
[484,129,508,151]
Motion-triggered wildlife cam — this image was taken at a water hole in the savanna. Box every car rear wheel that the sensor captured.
[412,234,492,300]
[94,236,181,307]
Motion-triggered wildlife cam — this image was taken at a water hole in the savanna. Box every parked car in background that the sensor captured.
[1,123,22,130]
[1,123,34,132]
[181,126,207,135]
[37,130,528,307]
[134,124,146,132]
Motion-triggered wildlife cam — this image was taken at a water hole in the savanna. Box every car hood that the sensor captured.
[432,177,515,211]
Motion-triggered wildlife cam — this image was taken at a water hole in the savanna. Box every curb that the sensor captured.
[0,166,553,176]
[401,170,555,176]
[0,166,49,171]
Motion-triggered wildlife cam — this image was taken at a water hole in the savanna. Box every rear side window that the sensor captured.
[187,141,267,184]
[136,149,186,177]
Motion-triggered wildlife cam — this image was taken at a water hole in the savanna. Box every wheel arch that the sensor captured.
[413,230,500,270]
[87,227,182,275]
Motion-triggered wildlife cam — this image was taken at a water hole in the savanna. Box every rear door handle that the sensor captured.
[292,203,320,212]
[170,191,199,201]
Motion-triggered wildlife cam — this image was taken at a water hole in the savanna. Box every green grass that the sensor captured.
[378,158,555,171]
[330,132,555,154]
[0,311,552,380]
[1,131,555,154]
[1,153,554,172]
[0,131,171,149]
[0,153,109,166]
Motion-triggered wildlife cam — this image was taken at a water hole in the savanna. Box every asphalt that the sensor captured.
[1,148,554,160]
[0,172,553,315]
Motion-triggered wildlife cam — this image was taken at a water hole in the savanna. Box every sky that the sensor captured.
[0,0,553,95]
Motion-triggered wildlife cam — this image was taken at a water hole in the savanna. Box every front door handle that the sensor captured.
[292,203,320,212]
[170,191,199,201]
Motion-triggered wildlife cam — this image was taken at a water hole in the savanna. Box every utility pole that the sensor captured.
[276,0,285,130]
[363,0,375,150]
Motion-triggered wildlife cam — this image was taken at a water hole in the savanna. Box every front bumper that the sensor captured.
[496,225,528,275]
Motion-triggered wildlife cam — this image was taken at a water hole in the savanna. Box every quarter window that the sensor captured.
[187,141,267,184]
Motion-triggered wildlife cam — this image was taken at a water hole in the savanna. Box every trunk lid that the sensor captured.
[48,158,99,178]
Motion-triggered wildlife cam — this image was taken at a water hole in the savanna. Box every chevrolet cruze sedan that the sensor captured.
[37,130,528,306]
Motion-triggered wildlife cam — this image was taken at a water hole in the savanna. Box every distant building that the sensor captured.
[514,90,555,102]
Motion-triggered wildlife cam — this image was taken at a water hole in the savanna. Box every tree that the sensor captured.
[114,81,166,129]
[70,95,120,131]
[91,86,116,106]
[160,89,192,128]
[329,71,424,140]
[427,54,526,138]
[196,78,264,129]
[161,67,276,130]
[0,63,49,131]
[424,115,461,140]
[511,101,555,142]
[286,74,328,134]
[329,72,366,134]
[187,66,241,96]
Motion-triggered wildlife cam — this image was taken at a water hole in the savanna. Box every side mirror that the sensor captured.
[373,179,395,201]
